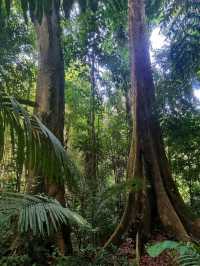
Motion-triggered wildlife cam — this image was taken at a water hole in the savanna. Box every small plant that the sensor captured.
[0,192,91,236]
[0,255,31,266]
[147,240,200,266]
[54,244,129,266]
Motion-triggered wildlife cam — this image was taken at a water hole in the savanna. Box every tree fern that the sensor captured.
[0,192,91,236]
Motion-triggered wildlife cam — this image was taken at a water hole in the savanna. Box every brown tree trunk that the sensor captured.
[124,83,133,133]
[104,0,200,249]
[85,53,97,191]
[84,53,98,247]
[30,0,72,255]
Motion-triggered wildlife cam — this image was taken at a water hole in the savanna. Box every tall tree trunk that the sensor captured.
[31,1,72,255]
[104,0,200,249]
[84,56,98,191]
[84,53,98,246]
[124,83,132,133]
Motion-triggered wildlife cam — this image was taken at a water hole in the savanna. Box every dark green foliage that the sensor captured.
[0,11,36,99]
[5,0,11,15]
[161,0,200,81]
[147,240,200,266]
[0,192,90,236]
[146,0,164,21]
[0,255,31,266]
[63,0,74,18]
[162,109,200,212]
[1,0,93,23]
[55,245,129,265]
[0,0,200,264]
[150,1,200,211]
[0,89,79,186]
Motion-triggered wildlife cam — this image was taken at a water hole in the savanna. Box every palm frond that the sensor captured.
[0,192,91,236]
[177,247,200,266]
[177,254,200,266]
[147,240,200,266]
[0,87,79,188]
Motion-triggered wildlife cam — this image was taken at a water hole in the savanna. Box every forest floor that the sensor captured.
[118,233,174,266]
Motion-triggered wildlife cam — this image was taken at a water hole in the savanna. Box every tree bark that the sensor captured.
[85,53,98,192]
[104,0,200,249]
[30,0,72,255]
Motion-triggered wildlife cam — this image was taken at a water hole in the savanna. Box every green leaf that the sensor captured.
[0,88,79,188]
[0,193,91,236]
[147,240,180,257]
[147,240,200,266]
